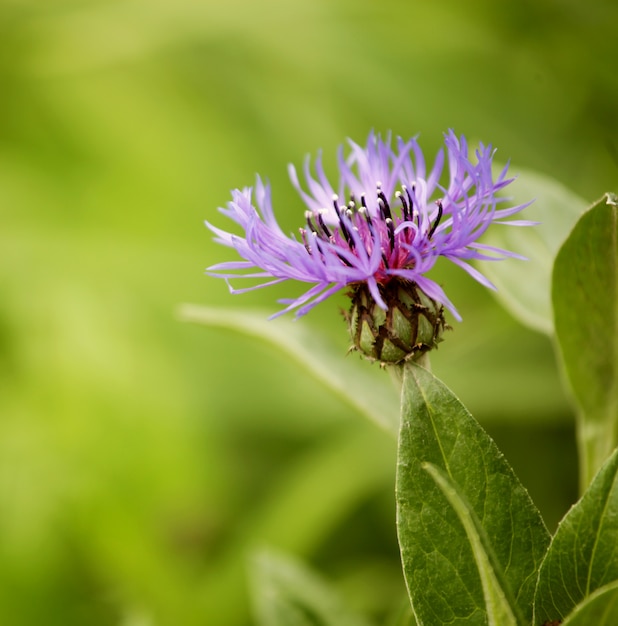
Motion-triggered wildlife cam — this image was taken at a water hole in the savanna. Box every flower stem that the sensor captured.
[577,411,618,492]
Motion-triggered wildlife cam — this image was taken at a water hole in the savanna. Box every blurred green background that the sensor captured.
[1,0,616,624]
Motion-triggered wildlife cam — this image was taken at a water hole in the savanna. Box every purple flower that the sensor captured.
[206,130,533,321]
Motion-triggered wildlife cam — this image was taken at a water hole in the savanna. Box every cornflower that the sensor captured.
[206,131,532,363]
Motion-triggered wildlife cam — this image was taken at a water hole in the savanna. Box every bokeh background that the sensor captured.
[1,0,617,624]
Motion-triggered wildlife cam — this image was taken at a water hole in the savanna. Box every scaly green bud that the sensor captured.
[346,279,447,365]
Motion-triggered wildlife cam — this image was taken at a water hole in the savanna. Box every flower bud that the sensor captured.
[346,279,447,364]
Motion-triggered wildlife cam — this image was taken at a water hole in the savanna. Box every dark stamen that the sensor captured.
[397,190,411,221]
[316,211,332,238]
[359,206,373,228]
[314,231,353,267]
[427,200,444,239]
[377,190,392,220]
[404,186,419,226]
[386,217,395,250]
[305,211,318,235]
[336,251,353,266]
[332,196,354,248]
[300,228,312,254]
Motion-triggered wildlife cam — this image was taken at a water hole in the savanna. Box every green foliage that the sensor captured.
[553,194,618,488]
[178,305,400,435]
[534,447,618,624]
[396,363,549,625]
[422,463,522,626]
[482,168,587,334]
[2,0,616,623]
[560,582,618,625]
[250,550,375,626]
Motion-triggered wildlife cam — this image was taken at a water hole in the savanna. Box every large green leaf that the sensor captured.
[396,363,550,625]
[552,193,618,488]
[533,447,618,624]
[178,305,399,435]
[423,463,522,626]
[482,167,587,334]
[561,582,618,625]
[250,549,375,626]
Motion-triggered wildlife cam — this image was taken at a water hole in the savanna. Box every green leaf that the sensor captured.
[177,305,399,435]
[533,447,618,624]
[396,363,550,625]
[482,167,587,334]
[552,193,618,488]
[561,581,618,625]
[423,463,522,626]
[250,549,375,626]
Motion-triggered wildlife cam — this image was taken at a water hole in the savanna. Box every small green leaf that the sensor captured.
[534,447,618,624]
[177,305,399,435]
[250,549,375,626]
[561,581,618,625]
[423,463,522,626]
[396,363,550,625]
[552,193,618,488]
[483,167,587,334]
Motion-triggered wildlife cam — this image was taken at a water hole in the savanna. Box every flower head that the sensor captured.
[206,131,533,362]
